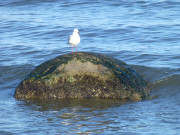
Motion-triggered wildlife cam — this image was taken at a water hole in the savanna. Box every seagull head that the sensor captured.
[73,29,79,34]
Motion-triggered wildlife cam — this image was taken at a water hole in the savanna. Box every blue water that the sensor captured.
[0,0,180,134]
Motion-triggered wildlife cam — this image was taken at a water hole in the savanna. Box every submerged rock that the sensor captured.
[14,52,150,101]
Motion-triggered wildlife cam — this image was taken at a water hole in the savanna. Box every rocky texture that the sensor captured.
[14,52,150,101]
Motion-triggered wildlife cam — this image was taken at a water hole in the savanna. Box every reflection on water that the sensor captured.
[22,98,126,111]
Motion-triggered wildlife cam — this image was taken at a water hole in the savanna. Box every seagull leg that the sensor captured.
[72,46,73,53]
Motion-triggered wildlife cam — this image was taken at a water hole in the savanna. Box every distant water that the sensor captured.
[0,0,180,134]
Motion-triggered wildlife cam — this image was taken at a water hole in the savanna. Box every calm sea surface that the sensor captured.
[0,0,180,134]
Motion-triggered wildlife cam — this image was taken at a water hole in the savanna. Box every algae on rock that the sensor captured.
[14,52,151,101]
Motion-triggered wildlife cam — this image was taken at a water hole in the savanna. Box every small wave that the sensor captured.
[2,0,52,7]
[153,74,180,88]
[151,74,180,100]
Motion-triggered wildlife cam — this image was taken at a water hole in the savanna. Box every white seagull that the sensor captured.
[68,29,80,53]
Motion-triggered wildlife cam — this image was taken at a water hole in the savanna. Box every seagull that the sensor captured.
[68,29,80,53]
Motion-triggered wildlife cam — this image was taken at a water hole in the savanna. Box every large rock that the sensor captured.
[14,52,150,101]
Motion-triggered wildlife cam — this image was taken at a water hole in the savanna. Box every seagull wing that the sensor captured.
[68,34,73,44]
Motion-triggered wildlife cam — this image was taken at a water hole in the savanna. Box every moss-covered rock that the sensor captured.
[14,52,150,101]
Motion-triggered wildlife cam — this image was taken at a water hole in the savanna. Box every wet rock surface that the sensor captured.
[14,52,151,101]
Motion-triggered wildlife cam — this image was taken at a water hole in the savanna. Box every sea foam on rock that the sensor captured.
[14,52,151,101]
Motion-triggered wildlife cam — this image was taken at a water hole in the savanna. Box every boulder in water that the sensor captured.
[14,52,150,101]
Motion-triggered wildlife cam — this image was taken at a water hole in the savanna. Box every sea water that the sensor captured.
[0,0,180,134]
